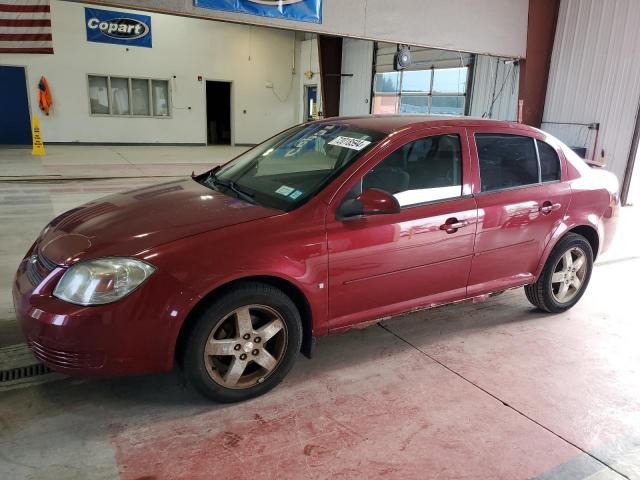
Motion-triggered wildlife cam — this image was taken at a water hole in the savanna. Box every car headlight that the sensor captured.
[53,258,156,306]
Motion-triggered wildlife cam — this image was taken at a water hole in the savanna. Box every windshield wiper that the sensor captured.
[203,165,221,184]
[208,175,256,205]
[227,181,256,205]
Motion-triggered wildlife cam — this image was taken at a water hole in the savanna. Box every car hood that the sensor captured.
[38,178,279,266]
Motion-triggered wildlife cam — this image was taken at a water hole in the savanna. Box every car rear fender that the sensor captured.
[533,195,603,280]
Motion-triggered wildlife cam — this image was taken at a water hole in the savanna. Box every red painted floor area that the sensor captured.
[112,327,580,479]
[107,261,639,480]
[1,259,638,479]
[110,325,581,480]
[383,259,640,479]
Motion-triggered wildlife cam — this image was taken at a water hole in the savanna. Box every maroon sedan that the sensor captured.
[14,116,619,402]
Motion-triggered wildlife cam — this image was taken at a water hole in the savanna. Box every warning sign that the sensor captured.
[32,115,45,156]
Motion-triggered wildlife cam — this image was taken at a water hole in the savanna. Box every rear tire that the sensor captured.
[184,282,302,403]
[524,233,593,313]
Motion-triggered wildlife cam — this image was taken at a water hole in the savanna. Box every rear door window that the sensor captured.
[476,134,539,192]
[536,139,561,182]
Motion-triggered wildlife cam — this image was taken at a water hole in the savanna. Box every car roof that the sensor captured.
[319,115,541,136]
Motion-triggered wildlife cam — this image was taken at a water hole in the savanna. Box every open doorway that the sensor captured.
[304,85,318,122]
[206,81,231,145]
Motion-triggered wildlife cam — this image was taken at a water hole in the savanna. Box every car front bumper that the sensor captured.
[13,252,186,377]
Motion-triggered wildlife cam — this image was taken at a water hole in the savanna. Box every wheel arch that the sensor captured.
[174,275,315,368]
[568,224,600,259]
[535,222,600,280]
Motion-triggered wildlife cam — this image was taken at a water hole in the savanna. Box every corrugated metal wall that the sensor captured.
[339,39,374,116]
[543,0,640,182]
[469,55,520,121]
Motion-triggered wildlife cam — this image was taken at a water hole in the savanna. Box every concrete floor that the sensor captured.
[1,146,640,479]
[0,144,248,180]
[0,145,247,341]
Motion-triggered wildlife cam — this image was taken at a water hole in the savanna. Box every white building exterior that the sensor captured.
[81,0,529,58]
[0,0,521,147]
[0,0,304,145]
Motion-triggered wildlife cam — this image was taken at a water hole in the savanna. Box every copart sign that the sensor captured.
[85,8,152,48]
[194,0,322,24]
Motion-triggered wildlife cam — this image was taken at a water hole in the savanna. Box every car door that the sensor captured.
[326,127,478,331]
[467,128,571,296]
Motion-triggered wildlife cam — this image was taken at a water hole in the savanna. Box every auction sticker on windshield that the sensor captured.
[289,190,303,200]
[275,185,295,196]
[328,136,371,151]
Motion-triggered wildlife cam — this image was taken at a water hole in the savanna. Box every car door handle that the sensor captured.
[439,218,470,234]
[539,201,561,214]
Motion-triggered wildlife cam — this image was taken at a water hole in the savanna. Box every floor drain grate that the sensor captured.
[0,343,63,391]
[0,362,52,383]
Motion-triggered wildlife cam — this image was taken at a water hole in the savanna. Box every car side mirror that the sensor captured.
[337,188,401,220]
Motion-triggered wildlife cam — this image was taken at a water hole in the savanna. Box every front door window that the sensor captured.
[349,134,464,207]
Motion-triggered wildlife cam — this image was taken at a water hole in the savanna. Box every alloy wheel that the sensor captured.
[550,247,587,304]
[203,304,288,389]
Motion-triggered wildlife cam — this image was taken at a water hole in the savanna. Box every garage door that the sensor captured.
[371,43,474,117]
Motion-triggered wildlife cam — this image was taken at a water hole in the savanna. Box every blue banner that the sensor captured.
[194,0,322,24]
[85,8,152,48]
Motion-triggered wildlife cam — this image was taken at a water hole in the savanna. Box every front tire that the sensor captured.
[184,282,302,403]
[525,233,593,313]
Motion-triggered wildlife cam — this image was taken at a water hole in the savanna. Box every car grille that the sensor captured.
[28,339,105,369]
[25,250,59,286]
[38,250,58,270]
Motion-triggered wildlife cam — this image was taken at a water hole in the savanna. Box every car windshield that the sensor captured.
[200,123,385,210]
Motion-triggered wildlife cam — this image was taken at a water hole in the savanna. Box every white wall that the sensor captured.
[0,0,301,144]
[79,0,529,58]
[339,38,373,116]
[543,0,640,183]
[469,55,520,121]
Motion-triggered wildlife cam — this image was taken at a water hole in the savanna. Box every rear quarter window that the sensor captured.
[537,140,561,182]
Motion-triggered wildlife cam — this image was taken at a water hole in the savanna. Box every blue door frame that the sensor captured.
[0,66,31,145]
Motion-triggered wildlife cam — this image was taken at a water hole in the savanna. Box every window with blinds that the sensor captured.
[88,75,170,118]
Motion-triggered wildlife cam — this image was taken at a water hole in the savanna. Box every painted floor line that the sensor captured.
[595,256,640,267]
[377,322,631,480]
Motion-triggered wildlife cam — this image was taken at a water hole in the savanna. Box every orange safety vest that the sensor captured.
[38,76,53,115]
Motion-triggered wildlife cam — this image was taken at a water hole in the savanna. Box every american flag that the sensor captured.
[0,0,53,54]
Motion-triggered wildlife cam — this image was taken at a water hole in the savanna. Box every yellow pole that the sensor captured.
[31,115,46,156]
